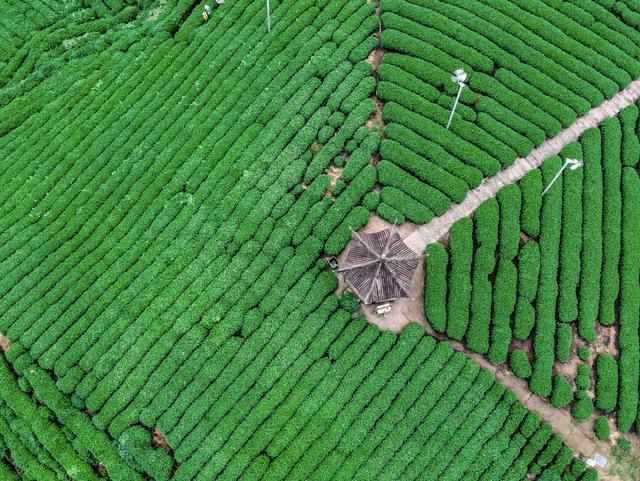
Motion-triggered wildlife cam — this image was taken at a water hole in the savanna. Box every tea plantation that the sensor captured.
[424,110,640,431]
[1,0,639,480]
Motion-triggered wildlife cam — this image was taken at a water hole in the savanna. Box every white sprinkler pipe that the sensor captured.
[446,69,468,130]
[542,158,583,196]
[266,0,271,32]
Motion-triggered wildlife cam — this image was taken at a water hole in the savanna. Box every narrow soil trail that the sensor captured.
[403,79,640,253]
[418,320,624,481]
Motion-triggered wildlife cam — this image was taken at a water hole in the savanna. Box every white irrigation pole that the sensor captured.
[266,0,271,32]
[446,69,467,130]
[542,158,583,196]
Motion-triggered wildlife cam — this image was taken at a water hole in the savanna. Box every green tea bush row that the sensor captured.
[424,244,448,334]
[595,354,618,413]
[599,118,622,326]
[446,218,473,341]
[618,167,640,432]
[558,142,583,323]
[578,129,603,341]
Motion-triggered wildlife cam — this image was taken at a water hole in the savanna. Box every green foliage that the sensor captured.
[598,119,622,326]
[361,192,379,211]
[538,470,562,481]
[447,218,473,341]
[617,438,632,455]
[319,126,335,144]
[380,186,434,224]
[0,0,629,478]
[577,346,590,362]
[520,170,542,238]
[531,158,562,397]
[466,200,497,354]
[117,426,172,481]
[571,391,594,421]
[551,375,574,408]
[488,260,516,364]
[575,364,591,391]
[555,324,573,364]
[376,202,405,224]
[619,168,640,432]
[339,293,361,314]
[513,297,535,341]
[424,243,448,334]
[517,241,540,303]
[620,106,639,167]
[558,142,583,322]
[595,354,618,413]
[578,128,602,342]
[510,349,532,379]
[378,160,450,215]
[594,416,611,440]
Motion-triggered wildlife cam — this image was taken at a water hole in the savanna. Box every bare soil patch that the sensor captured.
[520,231,534,246]
[152,428,173,454]
[324,166,343,198]
[510,337,532,356]
[366,95,385,136]
[555,352,583,384]
[0,332,10,352]
[366,46,387,72]
[594,323,618,357]
[95,462,107,476]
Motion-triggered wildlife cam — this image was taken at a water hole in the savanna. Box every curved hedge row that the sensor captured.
[377,0,640,223]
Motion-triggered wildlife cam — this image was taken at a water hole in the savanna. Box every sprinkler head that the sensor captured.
[566,158,583,170]
[451,68,468,85]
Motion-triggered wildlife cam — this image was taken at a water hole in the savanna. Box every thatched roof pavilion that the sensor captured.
[338,227,421,305]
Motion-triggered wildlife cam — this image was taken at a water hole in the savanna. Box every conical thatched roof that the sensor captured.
[338,227,421,305]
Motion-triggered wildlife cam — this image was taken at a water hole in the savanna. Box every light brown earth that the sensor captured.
[595,324,619,358]
[365,43,386,140]
[0,332,10,352]
[152,428,173,453]
[324,165,343,199]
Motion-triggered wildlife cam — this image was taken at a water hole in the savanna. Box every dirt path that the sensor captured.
[347,225,621,479]
[0,332,9,352]
[420,318,634,481]
[403,79,640,253]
